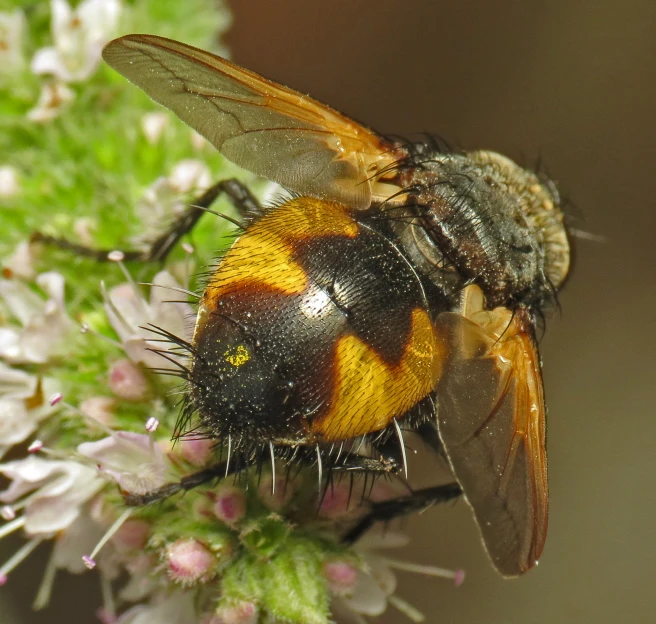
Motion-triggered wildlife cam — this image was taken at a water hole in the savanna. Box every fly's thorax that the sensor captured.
[401,150,570,308]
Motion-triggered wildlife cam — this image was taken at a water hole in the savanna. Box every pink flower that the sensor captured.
[79,396,116,426]
[177,437,214,467]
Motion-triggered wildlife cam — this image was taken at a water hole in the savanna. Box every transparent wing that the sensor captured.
[102,34,401,208]
[435,293,548,577]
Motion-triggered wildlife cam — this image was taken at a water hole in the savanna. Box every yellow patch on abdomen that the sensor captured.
[312,308,445,441]
[203,197,359,303]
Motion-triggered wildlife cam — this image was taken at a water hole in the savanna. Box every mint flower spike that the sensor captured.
[1,1,467,620]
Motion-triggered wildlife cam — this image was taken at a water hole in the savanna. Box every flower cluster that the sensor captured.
[0,1,463,622]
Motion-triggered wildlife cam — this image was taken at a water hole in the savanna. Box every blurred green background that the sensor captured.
[2,0,655,622]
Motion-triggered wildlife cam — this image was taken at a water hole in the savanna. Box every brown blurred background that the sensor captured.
[3,0,655,622]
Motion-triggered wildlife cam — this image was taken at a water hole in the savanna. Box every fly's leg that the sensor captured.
[122,456,247,506]
[31,179,262,263]
[342,483,462,543]
[341,418,461,543]
[123,450,402,507]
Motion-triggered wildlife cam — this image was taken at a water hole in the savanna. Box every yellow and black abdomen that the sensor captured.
[189,197,445,448]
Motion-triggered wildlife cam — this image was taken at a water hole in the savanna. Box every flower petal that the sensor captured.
[341,569,388,616]
[78,432,168,494]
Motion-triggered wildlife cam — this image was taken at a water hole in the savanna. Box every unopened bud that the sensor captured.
[323,560,358,595]
[166,538,216,585]
[213,485,247,526]
[213,601,258,624]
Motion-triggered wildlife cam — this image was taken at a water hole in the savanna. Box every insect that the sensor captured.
[100,34,571,578]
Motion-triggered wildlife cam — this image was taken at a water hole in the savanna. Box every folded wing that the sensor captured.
[435,286,548,577]
[102,35,400,208]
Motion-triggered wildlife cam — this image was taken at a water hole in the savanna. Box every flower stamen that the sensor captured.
[82,508,132,570]
[387,595,425,623]
[0,516,26,540]
[80,323,123,350]
[33,548,58,610]
[108,253,149,317]
[380,557,466,586]
[145,417,159,433]
[28,439,43,453]
[49,392,63,406]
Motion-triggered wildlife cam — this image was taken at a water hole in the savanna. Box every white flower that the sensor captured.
[0,455,103,535]
[26,81,75,123]
[0,10,25,75]
[114,592,197,624]
[104,271,195,369]
[0,271,74,364]
[190,130,209,151]
[337,532,407,619]
[135,160,212,237]
[0,362,60,457]
[77,431,169,495]
[31,0,122,83]
[168,160,212,195]
[333,532,464,623]
[141,112,170,145]
[0,166,20,199]
[2,241,36,280]
[52,513,107,574]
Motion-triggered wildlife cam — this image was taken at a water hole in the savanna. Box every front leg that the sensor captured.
[31,178,262,263]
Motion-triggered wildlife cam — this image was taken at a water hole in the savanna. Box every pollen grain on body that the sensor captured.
[223,344,251,367]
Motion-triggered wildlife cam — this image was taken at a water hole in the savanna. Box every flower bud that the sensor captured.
[213,485,246,526]
[257,474,294,511]
[323,559,359,596]
[212,601,258,624]
[166,538,216,585]
[179,437,214,467]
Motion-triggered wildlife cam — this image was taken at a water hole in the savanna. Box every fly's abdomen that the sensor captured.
[189,197,445,447]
